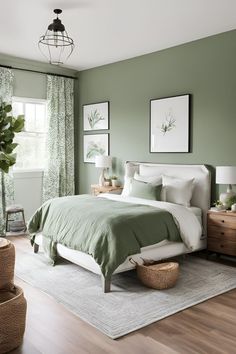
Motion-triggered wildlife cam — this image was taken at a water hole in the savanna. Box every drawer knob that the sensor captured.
[221,232,224,235]
[221,220,225,223]
[220,244,224,248]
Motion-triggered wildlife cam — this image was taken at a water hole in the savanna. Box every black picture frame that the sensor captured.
[150,94,190,153]
[83,101,109,131]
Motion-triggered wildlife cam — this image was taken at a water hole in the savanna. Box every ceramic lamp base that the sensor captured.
[98,169,105,187]
[219,185,236,208]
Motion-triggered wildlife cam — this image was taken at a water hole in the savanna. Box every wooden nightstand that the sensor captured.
[207,211,236,257]
[91,184,123,196]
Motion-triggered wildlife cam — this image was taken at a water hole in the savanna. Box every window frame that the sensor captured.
[12,96,48,173]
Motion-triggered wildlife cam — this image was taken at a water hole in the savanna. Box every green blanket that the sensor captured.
[28,195,181,278]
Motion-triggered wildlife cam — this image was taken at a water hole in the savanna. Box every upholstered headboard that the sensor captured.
[124,161,211,235]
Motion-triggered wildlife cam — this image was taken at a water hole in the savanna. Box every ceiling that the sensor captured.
[1,0,236,71]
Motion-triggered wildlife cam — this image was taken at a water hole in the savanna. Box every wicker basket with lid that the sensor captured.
[130,259,179,290]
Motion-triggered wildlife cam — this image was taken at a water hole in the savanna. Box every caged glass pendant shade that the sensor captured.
[38,9,74,65]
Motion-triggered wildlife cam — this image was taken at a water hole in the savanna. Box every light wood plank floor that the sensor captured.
[8,237,236,354]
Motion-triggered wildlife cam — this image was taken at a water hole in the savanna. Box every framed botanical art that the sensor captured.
[83,134,109,163]
[83,101,109,131]
[150,94,190,153]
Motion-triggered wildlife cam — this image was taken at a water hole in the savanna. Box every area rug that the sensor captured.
[15,245,236,339]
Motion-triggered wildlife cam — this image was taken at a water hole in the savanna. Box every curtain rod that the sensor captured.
[0,64,77,80]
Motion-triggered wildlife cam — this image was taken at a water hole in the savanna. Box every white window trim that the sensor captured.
[12,97,48,173]
[12,96,48,104]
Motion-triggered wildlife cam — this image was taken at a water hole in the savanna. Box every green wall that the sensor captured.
[77,30,236,201]
[0,53,77,99]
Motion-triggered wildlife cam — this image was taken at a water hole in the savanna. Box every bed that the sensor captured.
[30,162,211,292]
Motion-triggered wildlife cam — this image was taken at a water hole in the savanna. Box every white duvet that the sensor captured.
[98,194,202,251]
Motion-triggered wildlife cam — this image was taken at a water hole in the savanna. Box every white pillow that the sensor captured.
[134,172,162,185]
[122,176,132,196]
[162,175,194,207]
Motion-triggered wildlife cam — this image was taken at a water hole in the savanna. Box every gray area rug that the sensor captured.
[15,246,236,339]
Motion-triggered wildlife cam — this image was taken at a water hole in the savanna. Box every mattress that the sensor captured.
[34,202,204,276]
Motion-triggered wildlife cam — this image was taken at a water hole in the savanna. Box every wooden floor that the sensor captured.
[8,237,236,354]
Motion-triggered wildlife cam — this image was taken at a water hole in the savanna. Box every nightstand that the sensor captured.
[207,211,236,257]
[91,184,123,196]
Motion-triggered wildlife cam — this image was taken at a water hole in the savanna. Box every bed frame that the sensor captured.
[34,162,211,293]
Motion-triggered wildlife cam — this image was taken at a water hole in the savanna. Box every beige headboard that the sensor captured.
[124,161,211,235]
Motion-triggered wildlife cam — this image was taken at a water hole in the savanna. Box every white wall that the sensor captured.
[13,170,43,221]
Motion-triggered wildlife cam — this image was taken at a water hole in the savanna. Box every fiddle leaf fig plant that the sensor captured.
[0,102,25,173]
[0,102,24,234]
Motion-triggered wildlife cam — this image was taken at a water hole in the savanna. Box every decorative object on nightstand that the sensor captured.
[91,184,123,196]
[207,210,236,257]
[231,203,236,212]
[216,166,236,208]
[111,175,119,187]
[95,155,112,186]
[210,200,226,212]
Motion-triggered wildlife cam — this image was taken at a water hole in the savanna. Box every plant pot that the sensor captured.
[111,180,118,187]
[0,286,27,353]
[0,239,15,291]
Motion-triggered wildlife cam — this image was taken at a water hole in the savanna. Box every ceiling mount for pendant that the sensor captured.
[38,9,74,66]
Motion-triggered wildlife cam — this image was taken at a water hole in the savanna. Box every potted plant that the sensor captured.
[0,102,24,234]
[213,200,225,211]
[111,175,119,187]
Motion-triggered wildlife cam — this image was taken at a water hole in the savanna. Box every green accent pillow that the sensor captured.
[129,179,162,201]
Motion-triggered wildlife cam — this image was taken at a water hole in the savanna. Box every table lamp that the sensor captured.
[95,155,112,186]
[216,166,236,207]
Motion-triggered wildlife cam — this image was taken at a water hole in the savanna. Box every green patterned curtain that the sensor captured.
[43,75,75,202]
[0,68,14,235]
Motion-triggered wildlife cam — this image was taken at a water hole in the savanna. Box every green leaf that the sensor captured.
[13,116,25,132]
[4,104,12,113]
[4,143,18,154]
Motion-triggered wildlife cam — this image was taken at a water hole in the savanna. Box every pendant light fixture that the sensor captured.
[38,9,74,65]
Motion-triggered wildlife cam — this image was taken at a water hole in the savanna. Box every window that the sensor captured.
[12,97,48,170]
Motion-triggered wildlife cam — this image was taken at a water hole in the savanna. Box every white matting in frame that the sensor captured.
[150,94,190,152]
[83,134,109,163]
[83,101,109,131]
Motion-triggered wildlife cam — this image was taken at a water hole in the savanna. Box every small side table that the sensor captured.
[5,205,27,235]
[91,184,123,196]
[207,210,236,257]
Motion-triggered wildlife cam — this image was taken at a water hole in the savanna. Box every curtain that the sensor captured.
[0,68,14,234]
[43,75,75,202]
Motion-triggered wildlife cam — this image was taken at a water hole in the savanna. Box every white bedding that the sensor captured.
[98,194,203,251]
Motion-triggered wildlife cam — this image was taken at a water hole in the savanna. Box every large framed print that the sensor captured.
[83,134,109,163]
[150,94,190,153]
[83,101,109,131]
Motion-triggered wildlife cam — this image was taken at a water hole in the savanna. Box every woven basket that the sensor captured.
[130,259,179,290]
[0,286,27,354]
[0,239,15,291]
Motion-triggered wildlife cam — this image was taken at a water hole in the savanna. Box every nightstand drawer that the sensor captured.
[208,226,236,241]
[207,237,236,256]
[208,213,236,229]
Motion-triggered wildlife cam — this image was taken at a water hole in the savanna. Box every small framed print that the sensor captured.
[83,134,109,163]
[83,101,109,131]
[150,94,190,153]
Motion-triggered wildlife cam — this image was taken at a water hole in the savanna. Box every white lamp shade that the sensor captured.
[95,155,112,168]
[216,166,236,184]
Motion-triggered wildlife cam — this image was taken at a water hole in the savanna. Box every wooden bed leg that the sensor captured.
[34,243,39,254]
[101,275,111,293]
